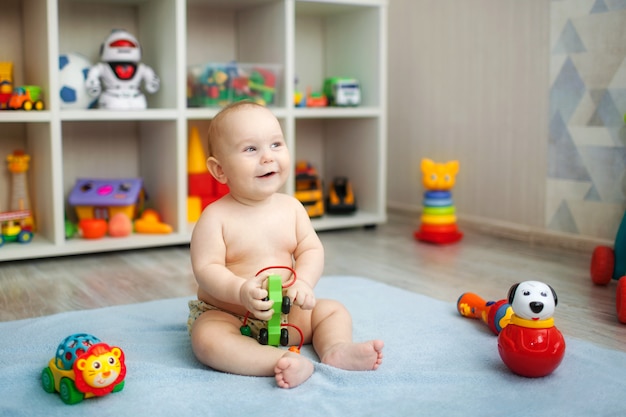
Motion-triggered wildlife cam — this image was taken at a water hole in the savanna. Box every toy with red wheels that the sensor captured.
[590,210,626,323]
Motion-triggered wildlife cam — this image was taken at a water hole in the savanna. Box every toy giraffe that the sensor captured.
[6,150,35,229]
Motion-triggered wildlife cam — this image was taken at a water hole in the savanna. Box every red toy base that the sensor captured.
[617,276,626,324]
[590,245,615,285]
[414,229,463,244]
[497,324,566,378]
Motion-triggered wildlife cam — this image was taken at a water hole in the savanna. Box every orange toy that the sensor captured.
[79,219,107,239]
[457,292,513,335]
[134,209,172,234]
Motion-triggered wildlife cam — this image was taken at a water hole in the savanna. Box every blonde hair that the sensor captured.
[206,101,266,158]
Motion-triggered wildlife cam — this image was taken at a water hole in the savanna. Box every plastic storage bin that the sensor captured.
[187,62,281,108]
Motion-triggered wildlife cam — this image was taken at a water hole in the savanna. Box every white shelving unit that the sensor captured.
[0,0,387,261]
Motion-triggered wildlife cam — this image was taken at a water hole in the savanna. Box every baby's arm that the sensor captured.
[287,199,325,310]
[190,205,273,319]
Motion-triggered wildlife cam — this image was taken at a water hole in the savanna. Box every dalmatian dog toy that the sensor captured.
[85,29,160,110]
[497,281,566,377]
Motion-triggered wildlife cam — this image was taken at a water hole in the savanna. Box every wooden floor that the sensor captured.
[1,212,624,353]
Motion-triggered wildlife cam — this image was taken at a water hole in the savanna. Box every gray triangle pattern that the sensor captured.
[549,0,626,240]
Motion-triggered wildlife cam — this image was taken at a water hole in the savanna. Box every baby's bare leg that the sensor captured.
[310,299,384,371]
[191,310,313,388]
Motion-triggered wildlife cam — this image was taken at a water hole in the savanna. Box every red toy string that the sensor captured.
[254,265,297,288]
[282,323,304,351]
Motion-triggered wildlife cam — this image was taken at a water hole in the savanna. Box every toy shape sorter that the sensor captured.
[68,178,144,222]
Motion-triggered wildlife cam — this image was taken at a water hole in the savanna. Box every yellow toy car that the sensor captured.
[295,161,324,218]
[327,177,357,214]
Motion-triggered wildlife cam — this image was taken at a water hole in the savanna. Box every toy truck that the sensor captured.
[323,77,360,107]
[295,161,324,218]
[8,85,44,111]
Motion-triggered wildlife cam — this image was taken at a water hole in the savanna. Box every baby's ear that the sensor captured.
[207,157,227,184]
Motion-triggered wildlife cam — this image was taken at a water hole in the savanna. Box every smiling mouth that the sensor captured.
[258,172,276,178]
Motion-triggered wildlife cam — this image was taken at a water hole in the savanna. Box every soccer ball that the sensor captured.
[59,53,97,109]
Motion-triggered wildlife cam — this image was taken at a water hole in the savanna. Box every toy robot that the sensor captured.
[85,29,160,110]
[497,281,566,378]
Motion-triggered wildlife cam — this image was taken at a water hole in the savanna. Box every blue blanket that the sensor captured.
[1,276,624,416]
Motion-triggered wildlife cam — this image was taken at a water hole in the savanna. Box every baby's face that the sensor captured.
[215,106,290,202]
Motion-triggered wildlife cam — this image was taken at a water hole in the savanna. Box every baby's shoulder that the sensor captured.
[196,195,234,222]
[274,193,306,210]
[274,192,299,204]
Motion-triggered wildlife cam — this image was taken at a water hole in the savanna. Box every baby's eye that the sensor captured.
[270,141,283,149]
[243,146,256,153]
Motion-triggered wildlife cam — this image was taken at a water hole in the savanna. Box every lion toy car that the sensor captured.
[41,333,126,404]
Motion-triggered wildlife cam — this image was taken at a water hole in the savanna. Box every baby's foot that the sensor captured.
[274,352,314,389]
[321,340,384,371]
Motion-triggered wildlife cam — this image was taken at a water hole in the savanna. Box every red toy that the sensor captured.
[78,218,107,239]
[497,281,566,378]
[457,292,513,335]
[590,210,626,323]
[187,126,229,222]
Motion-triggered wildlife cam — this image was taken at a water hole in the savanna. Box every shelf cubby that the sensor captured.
[0,0,387,261]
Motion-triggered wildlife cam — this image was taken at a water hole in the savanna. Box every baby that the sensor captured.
[188,101,383,388]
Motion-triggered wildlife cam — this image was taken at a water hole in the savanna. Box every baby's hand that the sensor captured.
[240,274,273,320]
[286,280,316,310]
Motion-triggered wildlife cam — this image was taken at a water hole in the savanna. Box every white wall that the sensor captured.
[387,0,550,229]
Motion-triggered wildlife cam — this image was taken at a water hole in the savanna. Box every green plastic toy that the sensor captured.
[240,266,302,352]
